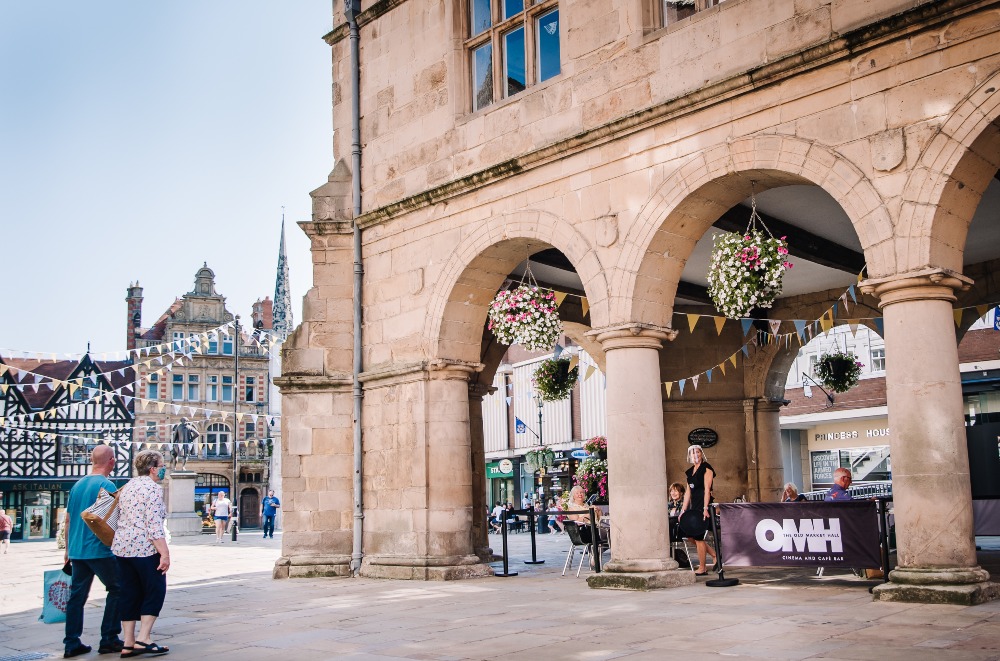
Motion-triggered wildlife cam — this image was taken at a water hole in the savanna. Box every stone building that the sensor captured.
[278,0,1000,602]
[130,265,272,529]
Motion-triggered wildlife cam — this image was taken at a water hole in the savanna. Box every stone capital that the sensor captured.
[468,382,497,400]
[587,323,677,351]
[859,268,973,308]
[359,359,484,388]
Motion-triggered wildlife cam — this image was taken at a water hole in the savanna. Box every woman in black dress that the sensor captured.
[680,444,717,575]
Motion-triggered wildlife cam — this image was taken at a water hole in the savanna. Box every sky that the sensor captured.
[0,1,333,356]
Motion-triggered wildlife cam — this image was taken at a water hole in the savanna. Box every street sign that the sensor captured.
[994,306,1000,330]
[570,449,589,460]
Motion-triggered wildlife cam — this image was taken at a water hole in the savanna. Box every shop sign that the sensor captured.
[687,428,719,448]
[994,306,1000,330]
[810,451,841,483]
[486,459,514,479]
[570,449,589,460]
[814,428,889,441]
[0,481,73,492]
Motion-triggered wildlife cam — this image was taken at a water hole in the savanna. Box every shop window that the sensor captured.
[59,434,99,465]
[466,0,560,112]
[663,0,727,27]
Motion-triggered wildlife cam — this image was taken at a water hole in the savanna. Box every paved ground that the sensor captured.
[3,530,1000,660]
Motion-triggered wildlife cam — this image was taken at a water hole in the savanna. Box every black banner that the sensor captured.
[719,502,881,568]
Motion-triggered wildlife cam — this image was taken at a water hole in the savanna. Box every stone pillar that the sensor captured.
[862,270,998,605]
[359,362,492,580]
[164,471,202,536]
[743,399,785,503]
[468,384,494,562]
[587,326,694,591]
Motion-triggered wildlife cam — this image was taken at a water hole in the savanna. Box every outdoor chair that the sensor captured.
[562,521,609,577]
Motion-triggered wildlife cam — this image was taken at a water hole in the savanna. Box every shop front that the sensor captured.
[791,417,892,491]
[486,459,516,506]
[1,480,72,541]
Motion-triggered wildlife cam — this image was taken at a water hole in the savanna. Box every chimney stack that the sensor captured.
[126,282,143,351]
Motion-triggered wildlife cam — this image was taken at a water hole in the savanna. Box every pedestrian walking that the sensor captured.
[112,449,171,658]
[260,490,280,538]
[0,509,12,553]
[209,491,231,543]
[63,445,124,658]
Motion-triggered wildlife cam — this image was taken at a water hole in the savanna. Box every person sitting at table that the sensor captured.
[781,483,807,502]
[566,486,600,525]
[825,468,854,501]
[547,497,563,534]
[668,482,686,517]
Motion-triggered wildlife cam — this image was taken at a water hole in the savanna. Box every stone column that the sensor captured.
[862,270,997,605]
[468,384,494,562]
[359,362,492,580]
[743,399,785,503]
[164,471,202,536]
[587,326,694,590]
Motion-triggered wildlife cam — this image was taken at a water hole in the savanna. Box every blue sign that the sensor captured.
[515,417,527,435]
[994,306,1000,331]
[570,449,590,460]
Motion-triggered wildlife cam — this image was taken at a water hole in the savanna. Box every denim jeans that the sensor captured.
[263,514,276,537]
[64,557,122,652]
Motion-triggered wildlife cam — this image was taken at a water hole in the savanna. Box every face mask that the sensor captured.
[156,467,167,480]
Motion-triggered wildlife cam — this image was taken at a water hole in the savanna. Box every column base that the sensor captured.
[587,569,695,591]
[272,555,352,579]
[872,567,1000,605]
[359,555,494,581]
[164,513,203,536]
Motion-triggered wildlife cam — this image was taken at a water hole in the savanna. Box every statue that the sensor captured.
[170,418,200,471]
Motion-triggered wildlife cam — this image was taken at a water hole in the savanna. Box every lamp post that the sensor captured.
[231,315,240,542]
[535,394,545,510]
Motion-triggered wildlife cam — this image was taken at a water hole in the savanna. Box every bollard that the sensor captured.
[705,504,738,587]
[494,515,518,577]
[524,509,544,565]
[589,508,601,573]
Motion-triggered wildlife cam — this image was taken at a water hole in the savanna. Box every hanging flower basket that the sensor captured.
[487,285,562,351]
[582,435,607,460]
[525,447,555,473]
[575,455,608,504]
[815,350,864,393]
[532,358,578,402]
[707,191,793,319]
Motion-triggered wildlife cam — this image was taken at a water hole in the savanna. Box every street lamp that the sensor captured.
[534,394,545,511]
[231,315,240,542]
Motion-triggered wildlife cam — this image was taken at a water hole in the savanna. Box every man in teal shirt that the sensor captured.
[63,445,123,658]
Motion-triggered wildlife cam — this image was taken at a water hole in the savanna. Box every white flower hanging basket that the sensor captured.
[487,284,562,351]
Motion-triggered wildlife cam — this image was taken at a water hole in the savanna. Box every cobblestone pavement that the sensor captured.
[3,530,1000,660]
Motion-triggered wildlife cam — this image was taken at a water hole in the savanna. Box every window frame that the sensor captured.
[148,373,159,400]
[222,375,233,403]
[245,376,256,403]
[464,0,560,113]
[172,374,184,401]
[870,348,886,372]
[187,374,200,401]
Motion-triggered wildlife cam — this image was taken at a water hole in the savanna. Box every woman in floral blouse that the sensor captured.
[112,450,171,657]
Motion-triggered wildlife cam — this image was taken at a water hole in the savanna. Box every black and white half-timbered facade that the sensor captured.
[0,354,134,541]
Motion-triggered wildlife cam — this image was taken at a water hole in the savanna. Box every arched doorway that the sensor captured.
[240,487,260,529]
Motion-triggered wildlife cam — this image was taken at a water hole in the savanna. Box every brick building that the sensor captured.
[129,265,273,530]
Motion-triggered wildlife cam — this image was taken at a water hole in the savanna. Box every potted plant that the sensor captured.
[487,284,562,351]
[815,350,864,393]
[525,447,556,473]
[532,358,579,402]
[706,194,793,318]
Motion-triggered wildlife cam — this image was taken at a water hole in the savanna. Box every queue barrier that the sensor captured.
[493,508,603,577]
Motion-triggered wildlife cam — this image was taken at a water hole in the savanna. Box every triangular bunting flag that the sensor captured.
[718,361,726,376]
[976,304,989,319]
[664,382,673,398]
[687,314,700,334]
[714,316,726,335]
[553,344,564,359]
[848,284,857,303]
[741,344,750,357]
[793,319,806,340]
[729,353,738,368]
[580,297,590,318]
[553,292,567,308]
[706,368,713,383]
[740,319,754,336]
[505,396,512,406]
[954,308,963,328]
[585,365,597,381]
[678,379,686,396]
[568,355,579,371]
[691,374,700,390]
[873,317,885,336]
[848,321,859,337]
[820,311,834,332]
[768,320,781,336]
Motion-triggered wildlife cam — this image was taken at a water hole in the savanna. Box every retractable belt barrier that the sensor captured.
[493,508,603,577]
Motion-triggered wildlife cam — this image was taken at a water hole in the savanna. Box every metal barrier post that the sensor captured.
[589,508,601,573]
[494,514,518,577]
[524,508,544,565]
[705,504,738,588]
[878,498,890,584]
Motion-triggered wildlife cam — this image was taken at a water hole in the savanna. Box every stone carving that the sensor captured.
[595,214,618,247]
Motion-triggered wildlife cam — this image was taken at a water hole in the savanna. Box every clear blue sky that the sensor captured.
[0,1,332,356]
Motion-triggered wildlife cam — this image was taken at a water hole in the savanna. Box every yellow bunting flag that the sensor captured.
[687,314,700,333]
[584,365,597,381]
[664,382,673,398]
[954,308,963,328]
[848,320,860,337]
[976,304,989,319]
[718,360,726,376]
[568,355,580,371]
[729,353,738,368]
[820,312,833,333]
[580,297,590,318]
[714,316,726,335]
[553,292,567,308]
[0,364,7,376]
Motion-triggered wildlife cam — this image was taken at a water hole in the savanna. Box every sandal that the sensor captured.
[693,571,709,576]
[134,642,169,656]
[120,648,136,659]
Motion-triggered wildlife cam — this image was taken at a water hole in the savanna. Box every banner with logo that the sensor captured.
[719,502,881,568]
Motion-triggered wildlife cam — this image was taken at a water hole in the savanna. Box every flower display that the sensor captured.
[532,358,578,402]
[582,435,606,454]
[815,350,864,393]
[525,447,555,473]
[574,456,608,504]
[707,228,793,319]
[487,285,562,351]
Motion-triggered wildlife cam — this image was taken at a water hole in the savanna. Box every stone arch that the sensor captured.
[613,135,892,328]
[424,209,611,364]
[901,72,1000,273]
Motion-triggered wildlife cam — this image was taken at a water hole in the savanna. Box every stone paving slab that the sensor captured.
[2,531,1000,660]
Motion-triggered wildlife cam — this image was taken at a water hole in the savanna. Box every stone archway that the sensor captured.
[613,135,892,329]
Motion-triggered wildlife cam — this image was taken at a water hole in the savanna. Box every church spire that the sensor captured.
[273,212,293,341]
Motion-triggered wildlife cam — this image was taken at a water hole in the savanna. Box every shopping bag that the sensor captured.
[39,568,72,623]
[81,487,120,546]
